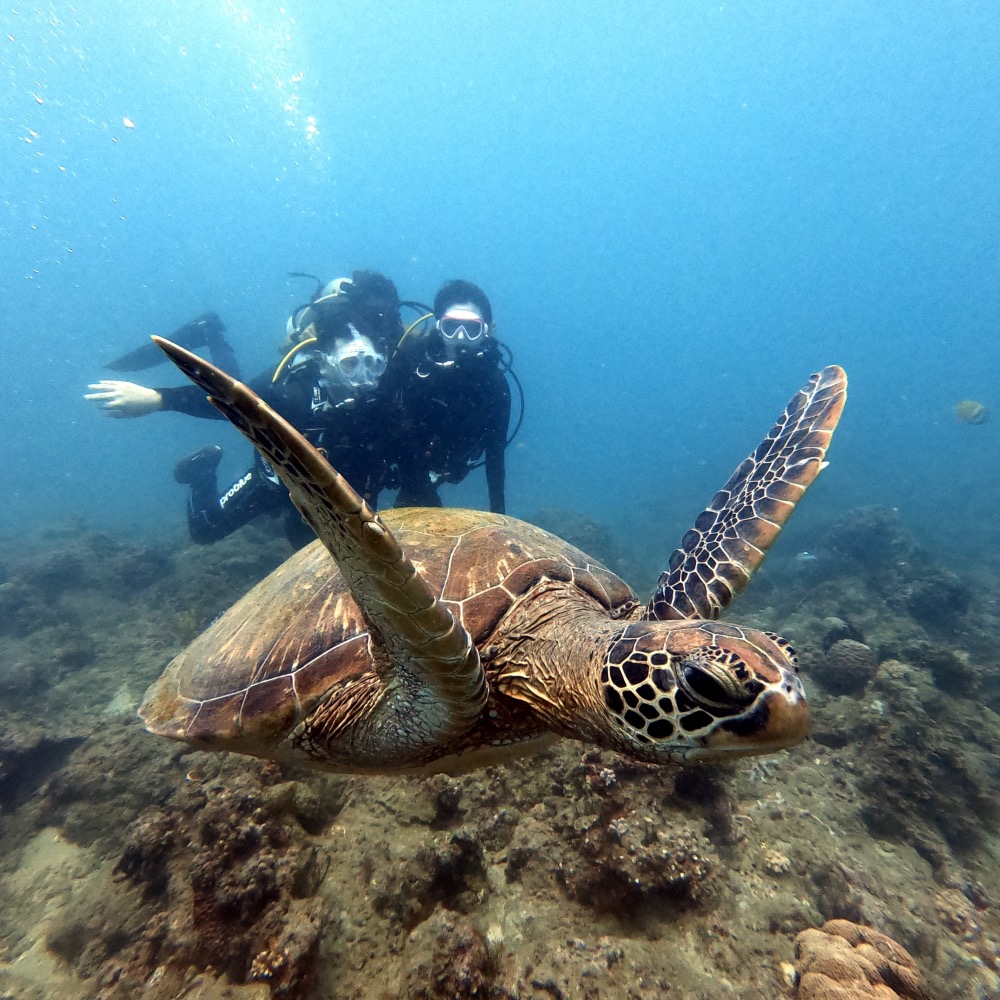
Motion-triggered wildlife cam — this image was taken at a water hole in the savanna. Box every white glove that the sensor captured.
[84,380,164,418]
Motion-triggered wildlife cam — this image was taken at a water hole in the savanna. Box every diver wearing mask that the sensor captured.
[85,270,402,548]
[380,280,516,513]
[179,291,394,549]
[85,269,401,428]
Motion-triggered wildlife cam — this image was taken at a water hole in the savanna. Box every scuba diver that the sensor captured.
[380,279,522,513]
[178,320,390,547]
[85,271,403,546]
[84,270,401,419]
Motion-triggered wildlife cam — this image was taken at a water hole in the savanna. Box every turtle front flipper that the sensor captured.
[649,365,847,621]
[152,337,488,756]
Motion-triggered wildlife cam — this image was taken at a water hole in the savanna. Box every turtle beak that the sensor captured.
[694,673,811,760]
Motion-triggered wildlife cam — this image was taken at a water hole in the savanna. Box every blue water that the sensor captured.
[4,2,999,561]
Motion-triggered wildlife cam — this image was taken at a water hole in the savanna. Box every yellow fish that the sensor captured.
[955,399,988,425]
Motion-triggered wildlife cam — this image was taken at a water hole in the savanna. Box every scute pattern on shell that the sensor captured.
[150,509,638,739]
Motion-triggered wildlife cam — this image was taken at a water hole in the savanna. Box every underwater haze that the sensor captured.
[8,6,1000,999]
[4,0,1000,561]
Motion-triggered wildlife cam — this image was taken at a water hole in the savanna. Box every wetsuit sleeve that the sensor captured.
[485,373,512,514]
[155,370,286,420]
[156,383,222,418]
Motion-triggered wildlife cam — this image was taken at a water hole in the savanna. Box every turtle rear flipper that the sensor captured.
[152,337,488,754]
[649,365,847,621]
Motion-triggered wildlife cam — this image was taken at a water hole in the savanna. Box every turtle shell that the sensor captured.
[140,508,637,749]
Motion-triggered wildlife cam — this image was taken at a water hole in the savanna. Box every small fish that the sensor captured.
[955,399,988,425]
[794,551,818,563]
[122,116,135,129]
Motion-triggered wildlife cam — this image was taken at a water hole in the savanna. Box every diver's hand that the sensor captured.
[84,380,164,418]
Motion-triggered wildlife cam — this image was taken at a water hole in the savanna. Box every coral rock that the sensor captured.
[821,617,864,651]
[570,810,715,911]
[815,640,878,695]
[795,919,933,1000]
[400,908,503,999]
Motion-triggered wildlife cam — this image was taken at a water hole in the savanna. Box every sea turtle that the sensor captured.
[140,339,847,774]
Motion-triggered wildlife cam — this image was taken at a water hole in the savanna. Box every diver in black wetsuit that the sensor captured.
[380,280,516,513]
[85,270,401,422]
[176,319,391,547]
[85,271,403,546]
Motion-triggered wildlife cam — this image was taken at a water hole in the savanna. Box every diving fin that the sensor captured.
[106,312,241,379]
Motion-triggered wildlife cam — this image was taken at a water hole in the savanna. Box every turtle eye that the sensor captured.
[679,658,755,708]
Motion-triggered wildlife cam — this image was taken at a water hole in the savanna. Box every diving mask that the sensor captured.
[437,309,488,342]
[320,328,387,390]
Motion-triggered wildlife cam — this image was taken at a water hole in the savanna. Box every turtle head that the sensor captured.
[597,620,809,764]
